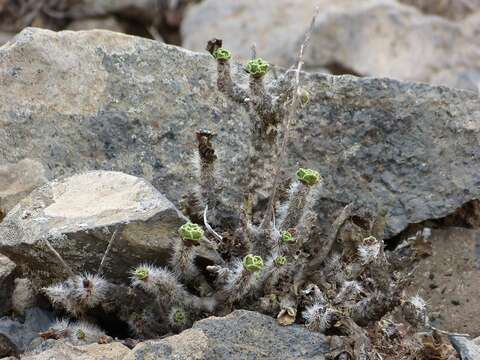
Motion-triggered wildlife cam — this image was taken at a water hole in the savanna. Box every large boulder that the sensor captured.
[1,28,480,238]
[182,0,480,92]
[0,171,189,284]
[128,310,329,359]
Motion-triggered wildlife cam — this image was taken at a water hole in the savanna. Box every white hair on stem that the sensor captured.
[357,242,381,265]
[170,240,199,281]
[68,321,106,345]
[70,273,109,308]
[130,264,183,302]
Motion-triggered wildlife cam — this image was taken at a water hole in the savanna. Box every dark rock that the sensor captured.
[1,28,479,238]
[0,254,15,315]
[0,307,54,352]
[0,333,18,358]
[129,310,328,359]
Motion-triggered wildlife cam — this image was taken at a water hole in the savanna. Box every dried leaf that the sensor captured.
[277,307,296,326]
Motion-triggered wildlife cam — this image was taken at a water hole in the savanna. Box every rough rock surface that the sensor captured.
[0,307,54,351]
[0,159,47,216]
[0,171,188,284]
[407,228,480,336]
[449,335,480,360]
[1,28,480,237]
[399,0,480,20]
[128,310,328,359]
[183,0,480,92]
[0,254,15,315]
[22,341,131,360]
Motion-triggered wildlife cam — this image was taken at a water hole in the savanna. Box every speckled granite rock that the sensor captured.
[128,310,328,359]
[0,171,189,284]
[1,28,479,238]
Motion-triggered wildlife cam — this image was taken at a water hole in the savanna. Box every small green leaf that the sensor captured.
[213,47,232,61]
[179,222,204,242]
[245,58,269,78]
[243,254,264,272]
[296,168,321,186]
[274,256,287,266]
[134,266,149,280]
[281,231,295,244]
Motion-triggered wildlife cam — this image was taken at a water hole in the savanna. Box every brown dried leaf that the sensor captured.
[277,307,296,326]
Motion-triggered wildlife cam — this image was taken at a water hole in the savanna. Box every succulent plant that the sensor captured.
[173,308,187,325]
[296,168,321,186]
[274,256,287,266]
[213,47,232,61]
[243,254,264,272]
[76,328,86,340]
[245,58,269,78]
[281,231,295,243]
[133,266,149,280]
[179,222,204,243]
[40,34,428,359]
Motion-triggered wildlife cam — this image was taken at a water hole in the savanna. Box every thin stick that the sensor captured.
[250,43,257,59]
[204,205,223,242]
[261,8,319,228]
[98,227,119,275]
[148,25,163,42]
[305,203,353,272]
[430,325,470,338]
[43,238,75,278]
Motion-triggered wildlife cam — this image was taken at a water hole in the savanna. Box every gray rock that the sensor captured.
[0,254,15,315]
[22,340,131,360]
[0,307,54,351]
[0,159,48,216]
[301,0,480,92]
[0,171,189,284]
[0,28,480,239]
[399,0,480,20]
[183,0,480,92]
[182,0,318,66]
[450,336,480,360]
[128,310,328,359]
